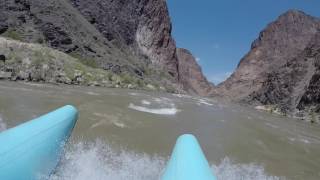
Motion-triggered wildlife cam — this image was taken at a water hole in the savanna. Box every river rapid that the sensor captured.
[0,81,320,180]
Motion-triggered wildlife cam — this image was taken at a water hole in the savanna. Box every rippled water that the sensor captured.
[1,81,320,180]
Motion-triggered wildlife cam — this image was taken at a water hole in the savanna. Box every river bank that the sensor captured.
[0,37,181,94]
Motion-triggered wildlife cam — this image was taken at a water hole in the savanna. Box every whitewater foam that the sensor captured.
[128,97,180,115]
[141,100,151,105]
[213,158,282,180]
[288,137,311,144]
[50,140,165,180]
[172,94,192,99]
[128,92,142,96]
[128,103,179,115]
[86,91,100,96]
[198,99,214,106]
[51,141,281,180]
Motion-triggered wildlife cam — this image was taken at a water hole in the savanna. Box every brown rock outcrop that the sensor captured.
[177,48,213,96]
[216,10,320,115]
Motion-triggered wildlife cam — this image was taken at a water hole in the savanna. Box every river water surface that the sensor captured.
[1,81,320,180]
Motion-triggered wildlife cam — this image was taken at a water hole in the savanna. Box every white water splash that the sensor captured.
[129,97,180,115]
[128,92,140,96]
[213,158,283,180]
[0,114,7,132]
[128,103,179,115]
[51,141,281,180]
[197,99,214,106]
[288,137,311,144]
[172,94,192,98]
[86,91,100,96]
[141,100,151,105]
[50,141,166,180]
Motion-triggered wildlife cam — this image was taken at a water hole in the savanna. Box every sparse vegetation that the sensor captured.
[31,50,52,66]
[159,70,171,80]
[120,73,134,84]
[69,52,98,68]
[269,107,274,114]
[165,84,177,93]
[36,37,44,44]
[310,110,316,123]
[2,29,23,41]
[136,79,145,87]
[0,37,178,93]
[143,67,152,76]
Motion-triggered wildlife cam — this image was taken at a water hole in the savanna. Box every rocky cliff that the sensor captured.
[0,36,162,89]
[216,10,320,119]
[69,0,179,78]
[177,48,213,96]
[0,0,213,95]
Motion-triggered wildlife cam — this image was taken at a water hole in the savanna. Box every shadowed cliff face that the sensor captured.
[0,0,212,95]
[69,0,179,79]
[293,32,320,113]
[0,0,142,73]
[70,0,214,94]
[216,10,320,115]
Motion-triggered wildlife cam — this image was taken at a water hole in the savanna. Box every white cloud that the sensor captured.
[195,57,200,62]
[209,72,232,85]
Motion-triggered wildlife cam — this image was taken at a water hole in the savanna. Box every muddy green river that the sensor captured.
[0,81,320,180]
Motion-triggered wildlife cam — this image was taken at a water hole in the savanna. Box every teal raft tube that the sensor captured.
[0,105,78,180]
[162,134,216,180]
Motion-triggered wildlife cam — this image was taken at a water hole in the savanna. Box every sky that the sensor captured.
[167,0,320,85]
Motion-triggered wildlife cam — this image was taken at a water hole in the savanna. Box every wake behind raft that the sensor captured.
[0,105,78,180]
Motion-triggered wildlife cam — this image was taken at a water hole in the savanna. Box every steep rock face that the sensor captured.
[69,0,179,79]
[176,48,213,96]
[246,31,320,116]
[0,0,142,73]
[0,0,176,87]
[296,33,320,113]
[0,0,212,95]
[216,10,320,114]
[69,0,214,94]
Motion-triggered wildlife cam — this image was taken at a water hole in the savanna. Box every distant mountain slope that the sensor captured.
[177,48,213,96]
[0,0,213,95]
[216,10,320,118]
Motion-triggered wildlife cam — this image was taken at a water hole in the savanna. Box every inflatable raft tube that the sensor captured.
[0,105,78,180]
[162,134,216,180]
